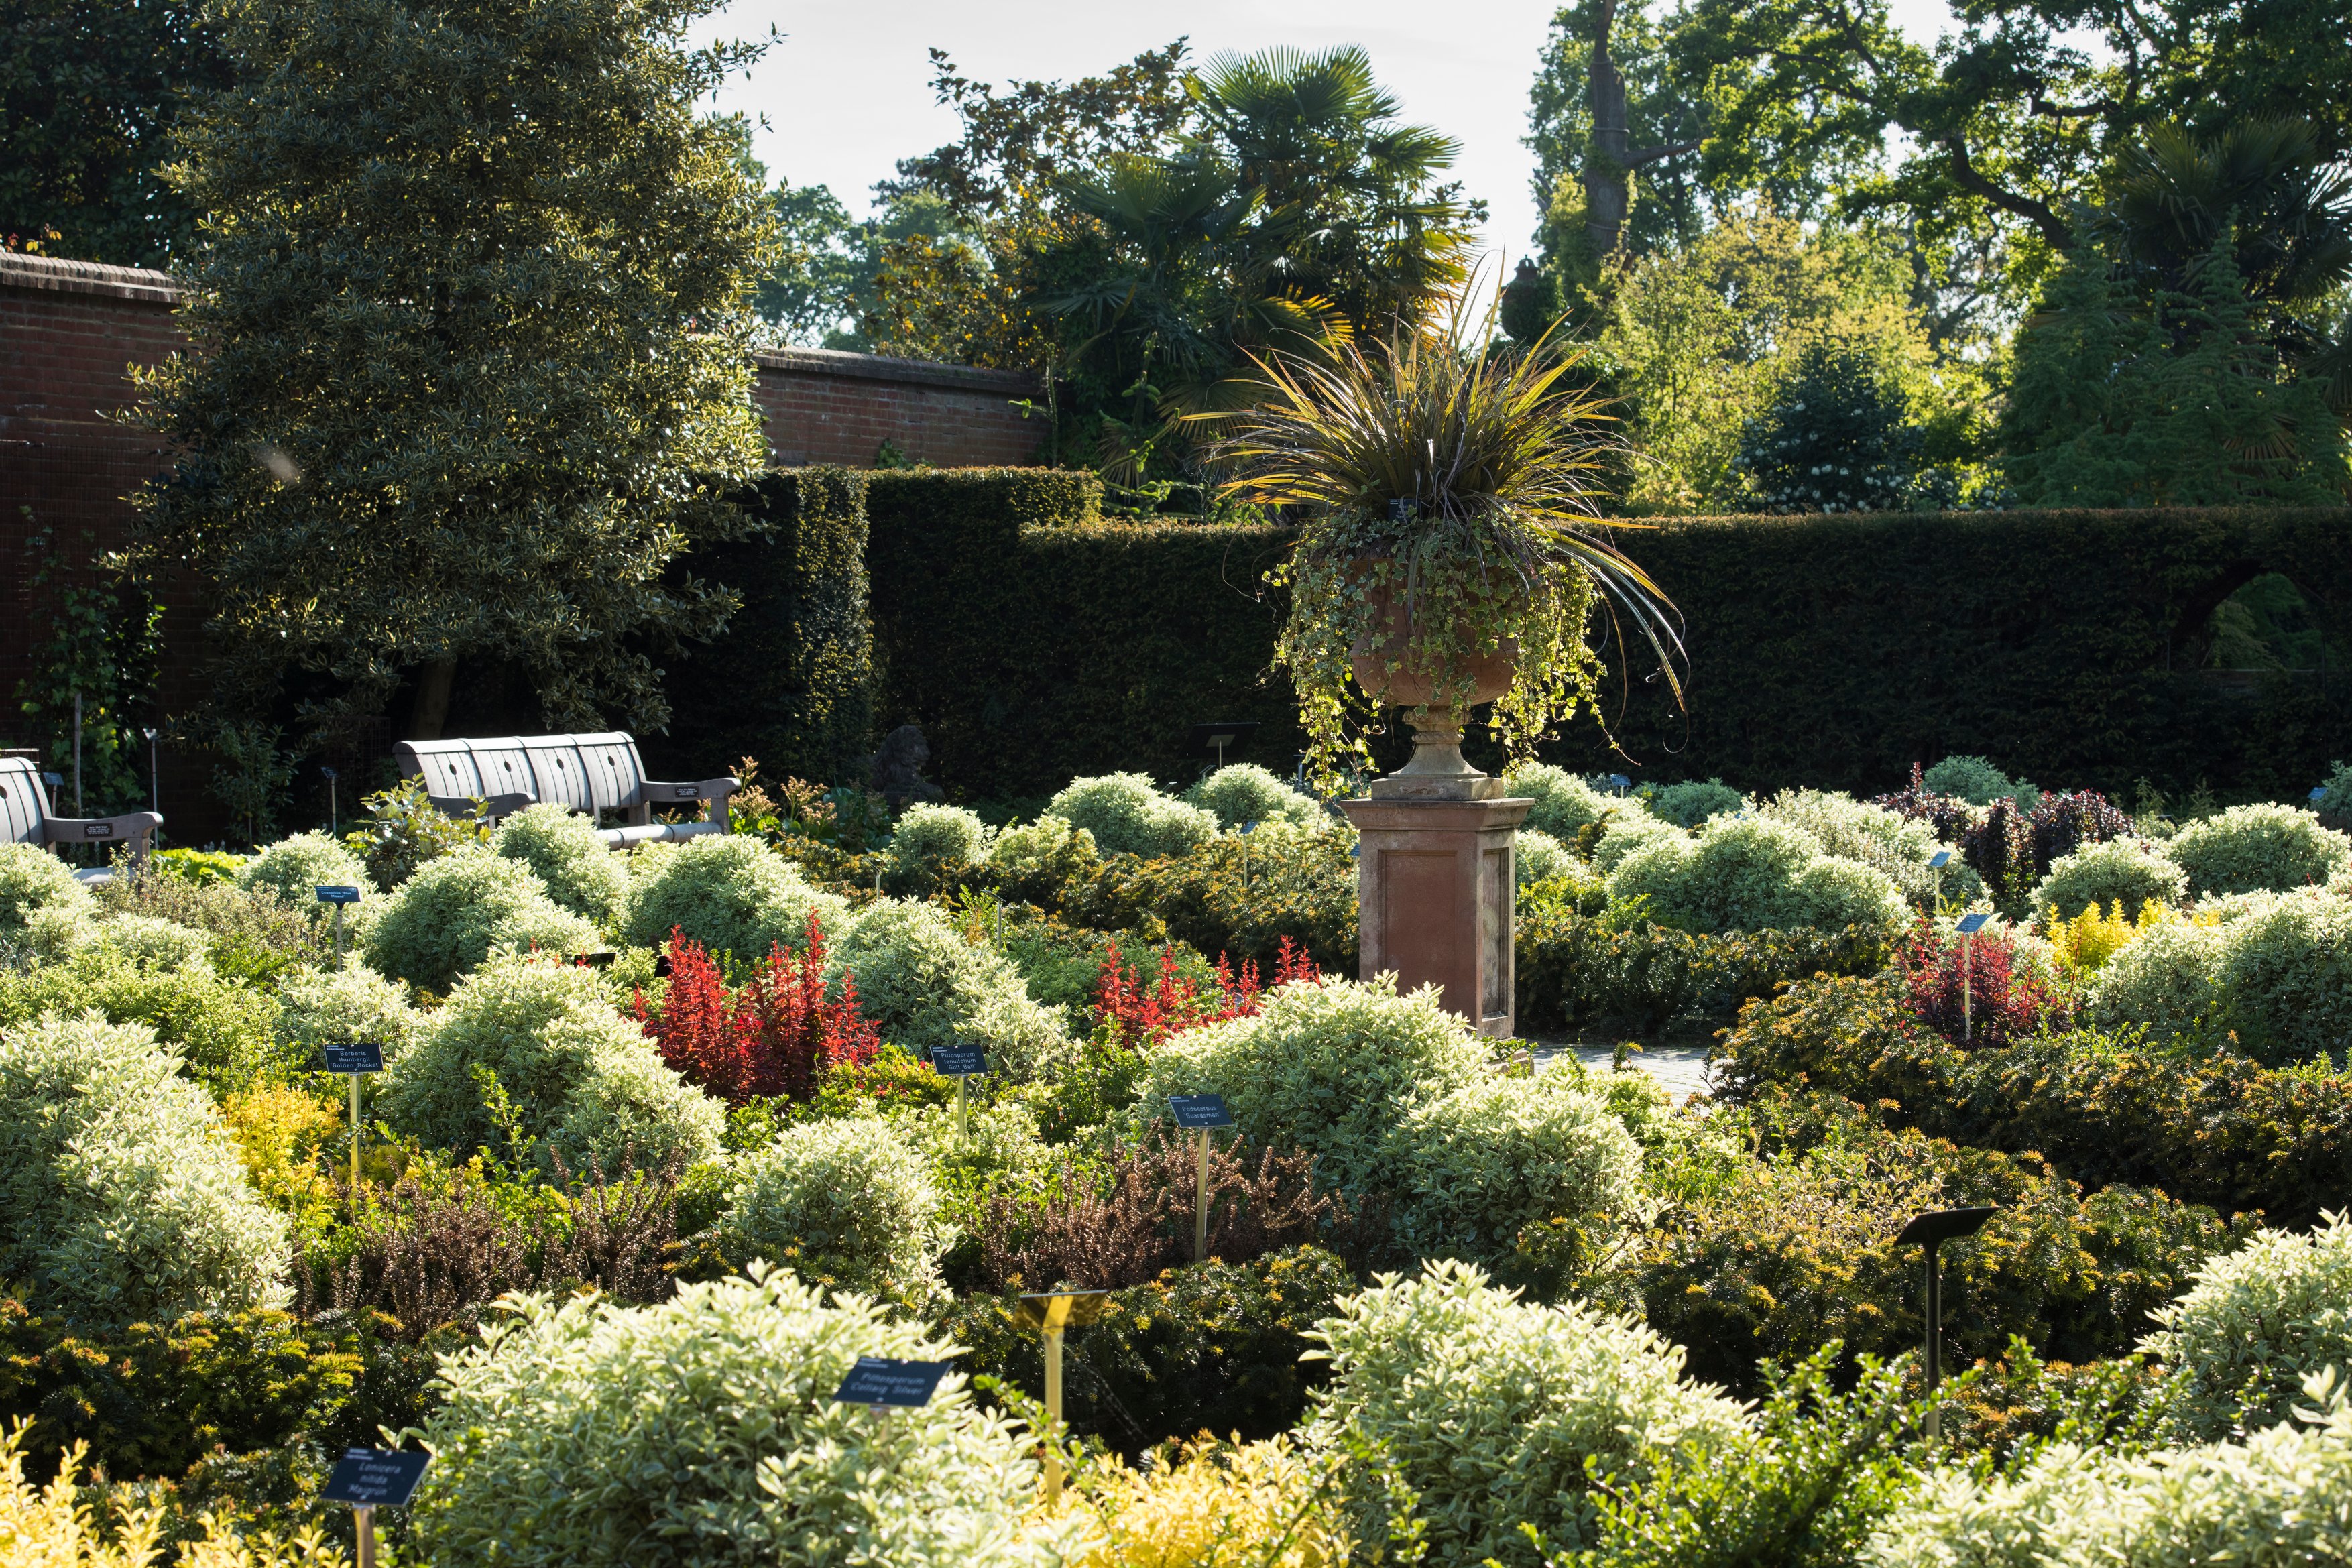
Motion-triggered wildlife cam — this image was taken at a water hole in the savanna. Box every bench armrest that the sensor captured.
[640,777,738,828]
[43,811,164,863]
[424,792,534,822]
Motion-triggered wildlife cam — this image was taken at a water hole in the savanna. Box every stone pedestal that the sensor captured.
[1340,794,1533,1038]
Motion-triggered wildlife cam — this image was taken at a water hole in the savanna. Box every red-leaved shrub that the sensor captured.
[636,914,880,1103]
[1896,916,2073,1048]
[1093,936,1321,1046]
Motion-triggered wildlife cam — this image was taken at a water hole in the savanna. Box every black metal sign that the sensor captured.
[322,1448,430,1508]
[1169,1093,1234,1130]
[832,1356,951,1408]
[322,1040,385,1075]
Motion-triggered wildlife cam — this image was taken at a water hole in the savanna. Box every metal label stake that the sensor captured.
[322,1447,429,1568]
[1014,1291,1111,1502]
[1894,1205,1997,1441]
[929,1045,988,1136]
[1956,912,1990,1044]
[1168,1094,1236,1262]
[322,1039,384,1191]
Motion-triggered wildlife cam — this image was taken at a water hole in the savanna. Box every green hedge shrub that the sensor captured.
[1505,764,1623,839]
[0,1014,290,1322]
[1517,829,1576,886]
[1307,1260,1750,1567]
[1590,807,1686,873]
[1388,1068,1643,1268]
[361,847,599,993]
[1755,788,1976,910]
[1046,772,1218,860]
[825,900,1071,1079]
[412,1272,1061,1568]
[236,831,369,908]
[2143,1214,2352,1441]
[493,804,628,923]
[2165,802,2351,896]
[2029,837,2187,921]
[2207,890,2352,1065]
[1608,815,1907,937]
[1060,829,1358,974]
[881,802,994,898]
[2082,918,2226,1039]
[92,871,331,984]
[984,814,1099,907]
[616,834,847,960]
[377,954,723,1173]
[272,964,421,1070]
[1924,753,2038,809]
[0,945,282,1093]
[1642,778,1744,827]
[703,1116,945,1300]
[1181,764,1322,831]
[0,843,91,937]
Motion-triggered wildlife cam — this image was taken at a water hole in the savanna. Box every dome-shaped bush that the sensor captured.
[22,906,212,970]
[1756,788,1978,909]
[360,846,599,993]
[1045,772,1218,860]
[2084,917,2225,1041]
[235,831,370,908]
[1389,1067,1642,1266]
[1643,778,1744,828]
[1924,753,2036,810]
[823,900,1070,1081]
[273,963,422,1069]
[617,835,847,960]
[411,1272,1060,1568]
[881,803,994,899]
[2030,837,2187,922]
[1182,764,1324,831]
[2166,803,2352,897]
[0,1013,290,1321]
[1516,829,1576,887]
[2210,889,2352,1066]
[494,804,628,923]
[0,943,281,1093]
[1609,815,1905,935]
[1588,806,1682,873]
[1502,764,1620,841]
[2141,1214,2352,1440]
[704,1117,946,1299]
[377,954,722,1173]
[0,842,92,938]
[986,814,1099,906]
[1307,1260,1747,1567]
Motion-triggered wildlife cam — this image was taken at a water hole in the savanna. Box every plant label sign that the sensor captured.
[930,1045,988,1078]
[315,884,362,905]
[322,1448,430,1508]
[322,1040,385,1075]
[1955,913,1992,935]
[1169,1093,1234,1130]
[1928,850,1952,869]
[833,1357,951,1408]
[2314,786,2330,802]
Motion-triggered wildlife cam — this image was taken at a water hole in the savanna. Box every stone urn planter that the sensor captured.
[1348,578,1519,801]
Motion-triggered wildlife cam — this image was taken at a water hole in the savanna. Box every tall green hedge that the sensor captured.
[654,467,872,784]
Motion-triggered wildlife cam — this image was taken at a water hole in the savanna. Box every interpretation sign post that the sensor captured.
[833,1355,950,1416]
[316,884,361,967]
[1013,1290,1112,1501]
[323,1038,384,1190]
[321,1447,430,1568]
[1893,1206,1997,1441]
[1954,913,1991,1044]
[1927,849,1952,912]
[929,1045,988,1135]
[1169,1094,1235,1263]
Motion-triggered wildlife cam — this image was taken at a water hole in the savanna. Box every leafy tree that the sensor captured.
[1729,341,1924,513]
[0,0,229,265]
[129,0,776,749]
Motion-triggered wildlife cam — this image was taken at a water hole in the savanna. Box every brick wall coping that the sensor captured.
[752,343,1041,396]
[0,251,178,305]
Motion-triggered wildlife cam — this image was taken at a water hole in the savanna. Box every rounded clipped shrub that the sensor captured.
[235,831,370,908]
[0,1013,290,1321]
[2142,1214,2352,1439]
[2210,889,2352,1065]
[361,846,599,993]
[2030,837,2187,922]
[1389,1067,1643,1266]
[24,907,211,970]
[1516,829,1576,888]
[1757,788,1979,909]
[2166,802,2352,897]
[1503,764,1620,841]
[1046,772,1218,860]
[706,1117,946,1299]
[823,900,1070,1081]
[1183,764,1323,831]
[0,944,281,1093]
[1307,1260,1748,1566]
[273,963,422,1069]
[0,841,92,937]
[1924,753,2036,810]
[1643,777,1743,828]
[1609,815,1906,935]
[882,803,994,899]
[1588,805,1684,873]
[412,1272,1059,1568]
[377,953,722,1173]
[986,814,1099,906]
[493,804,628,923]
[2084,918,2225,1041]
[617,834,847,960]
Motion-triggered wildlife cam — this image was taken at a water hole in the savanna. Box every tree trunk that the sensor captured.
[1584,0,1634,261]
[407,658,457,741]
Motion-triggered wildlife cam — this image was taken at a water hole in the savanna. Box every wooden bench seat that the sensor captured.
[0,756,163,883]
[394,733,736,849]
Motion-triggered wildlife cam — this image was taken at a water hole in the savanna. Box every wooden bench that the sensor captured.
[0,756,164,882]
[394,733,738,849]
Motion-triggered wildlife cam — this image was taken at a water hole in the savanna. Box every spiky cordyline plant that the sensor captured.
[1203,289,1683,790]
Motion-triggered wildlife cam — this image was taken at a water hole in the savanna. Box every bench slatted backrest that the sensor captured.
[519,735,597,812]
[574,734,649,814]
[407,743,492,801]
[463,738,538,804]
[398,733,651,815]
[0,760,50,845]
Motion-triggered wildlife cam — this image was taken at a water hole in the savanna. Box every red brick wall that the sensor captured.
[0,254,1044,840]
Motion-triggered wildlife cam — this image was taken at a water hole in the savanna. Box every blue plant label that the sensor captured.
[929,1045,988,1078]
[1955,913,1992,935]
[1169,1093,1235,1130]
[833,1356,951,1408]
[2313,786,2329,802]
[322,1448,430,1508]
[315,885,362,905]
[322,1040,385,1075]
[1928,850,1952,869]
[1608,774,1631,792]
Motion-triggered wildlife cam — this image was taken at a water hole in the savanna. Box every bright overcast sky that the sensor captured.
[693,0,1964,275]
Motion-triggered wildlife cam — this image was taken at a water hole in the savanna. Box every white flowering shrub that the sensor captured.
[377,953,721,1172]
[1389,1067,1643,1265]
[273,963,421,1069]
[824,900,1071,1080]
[986,814,1100,906]
[1516,829,1576,887]
[1503,764,1620,841]
[1183,764,1324,831]
[1757,788,1980,909]
[1643,778,1744,828]
[493,804,627,923]
[2141,1215,2352,1440]
[412,1271,1067,1568]
[1924,753,2037,810]
[616,834,847,959]
[0,842,92,937]
[1307,1261,1749,1566]
[360,847,599,993]
[1864,1378,2352,1568]
[1045,772,1218,859]
[236,831,370,908]
[707,1118,947,1299]
[2166,803,2352,897]
[2030,837,2188,922]
[2084,918,2225,1040]
[882,803,995,898]
[1609,815,1907,935]
[0,1013,290,1321]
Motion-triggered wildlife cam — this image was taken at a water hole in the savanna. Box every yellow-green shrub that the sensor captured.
[1064,1437,1350,1568]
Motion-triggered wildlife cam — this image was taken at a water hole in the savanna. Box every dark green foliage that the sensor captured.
[1059,833,1358,975]
[653,468,873,785]
[1715,973,2352,1225]
[12,519,164,820]
[942,1244,1352,1459]
[1730,343,1924,514]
